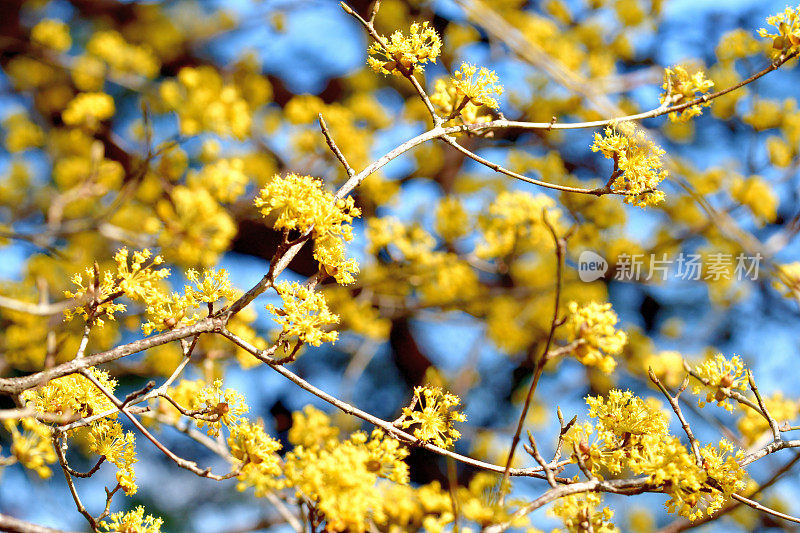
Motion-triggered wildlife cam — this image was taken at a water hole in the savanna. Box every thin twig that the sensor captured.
[80,369,238,481]
[218,326,570,481]
[498,209,565,504]
[748,370,781,441]
[649,370,702,465]
[318,114,355,178]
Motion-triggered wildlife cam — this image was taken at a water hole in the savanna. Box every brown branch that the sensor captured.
[341,1,441,125]
[53,435,98,531]
[748,370,781,441]
[730,492,800,525]
[483,477,656,533]
[0,318,221,395]
[441,136,636,197]
[498,209,566,504]
[658,452,800,533]
[318,114,355,178]
[80,369,238,481]
[218,326,571,481]
[649,371,702,465]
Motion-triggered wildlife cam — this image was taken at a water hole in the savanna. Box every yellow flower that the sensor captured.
[22,368,117,420]
[399,386,466,449]
[435,197,470,241]
[587,390,669,443]
[450,62,503,110]
[229,419,282,494]
[255,174,361,284]
[101,506,163,533]
[2,113,44,152]
[163,379,248,436]
[159,66,252,139]
[691,353,747,411]
[758,6,800,56]
[591,123,667,207]
[62,92,115,130]
[476,191,562,259]
[565,301,627,374]
[288,405,340,448]
[430,77,493,124]
[548,492,618,533]
[187,158,248,203]
[87,30,160,78]
[156,184,237,267]
[4,418,56,479]
[31,19,71,52]
[660,66,714,122]
[368,22,442,76]
[64,248,170,327]
[184,268,238,304]
[268,282,340,347]
[737,392,798,445]
[87,419,138,495]
[283,426,408,531]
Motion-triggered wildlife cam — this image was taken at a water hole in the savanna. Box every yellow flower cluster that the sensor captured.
[431,78,491,125]
[567,390,747,520]
[62,92,115,130]
[476,191,562,259]
[156,185,237,267]
[101,506,163,533]
[87,419,138,494]
[31,19,71,52]
[368,22,442,76]
[21,368,140,494]
[86,30,160,79]
[141,292,195,335]
[758,5,800,56]
[435,197,470,242]
[53,152,124,196]
[160,66,252,139]
[587,390,669,445]
[731,175,779,225]
[3,418,56,479]
[775,261,800,298]
[450,62,504,111]
[367,217,436,261]
[229,419,283,494]
[398,386,467,449]
[64,248,170,326]
[366,216,480,308]
[548,492,618,533]
[184,268,238,304]
[187,158,248,203]
[660,66,714,122]
[564,301,627,374]
[142,267,236,334]
[691,353,747,411]
[592,123,668,207]
[268,282,340,348]
[2,113,44,152]
[164,379,248,436]
[255,173,361,284]
[156,379,282,496]
[282,406,409,532]
[376,473,522,532]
